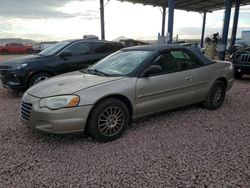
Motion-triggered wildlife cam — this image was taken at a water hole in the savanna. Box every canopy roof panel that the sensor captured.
[118,0,250,12]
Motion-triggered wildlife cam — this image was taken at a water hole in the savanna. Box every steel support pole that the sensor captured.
[220,0,232,60]
[162,6,166,36]
[167,0,175,44]
[100,0,105,40]
[200,12,207,48]
[230,0,240,46]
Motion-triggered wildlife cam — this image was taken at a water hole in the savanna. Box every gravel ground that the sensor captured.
[0,78,250,187]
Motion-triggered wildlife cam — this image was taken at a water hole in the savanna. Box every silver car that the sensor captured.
[20,45,234,142]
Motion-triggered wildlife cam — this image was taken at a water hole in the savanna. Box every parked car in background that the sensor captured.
[0,43,33,54]
[0,39,123,90]
[173,40,186,45]
[21,45,234,142]
[33,42,57,53]
[119,39,149,47]
[229,47,250,79]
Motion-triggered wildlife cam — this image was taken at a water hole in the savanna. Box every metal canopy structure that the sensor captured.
[102,0,249,60]
[97,0,250,59]
[118,0,250,12]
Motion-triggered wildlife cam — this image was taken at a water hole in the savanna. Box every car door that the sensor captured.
[179,49,213,102]
[7,44,16,53]
[136,50,197,117]
[16,43,24,53]
[56,42,96,74]
[11,43,22,53]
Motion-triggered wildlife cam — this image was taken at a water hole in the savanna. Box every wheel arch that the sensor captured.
[85,94,133,132]
[216,77,227,88]
[26,69,57,87]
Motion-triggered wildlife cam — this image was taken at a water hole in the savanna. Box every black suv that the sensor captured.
[230,47,250,79]
[0,39,123,90]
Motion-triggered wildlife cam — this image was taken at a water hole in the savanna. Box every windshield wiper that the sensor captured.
[88,69,110,76]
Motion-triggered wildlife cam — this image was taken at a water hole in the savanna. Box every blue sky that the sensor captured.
[0,0,249,41]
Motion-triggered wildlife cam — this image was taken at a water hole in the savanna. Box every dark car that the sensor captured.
[229,47,250,79]
[119,39,149,48]
[0,39,123,90]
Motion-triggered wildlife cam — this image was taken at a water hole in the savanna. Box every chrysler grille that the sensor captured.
[20,101,32,121]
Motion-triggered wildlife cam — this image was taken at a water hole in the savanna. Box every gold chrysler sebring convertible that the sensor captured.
[20,45,234,142]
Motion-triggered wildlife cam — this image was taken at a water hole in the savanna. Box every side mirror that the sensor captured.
[60,50,72,58]
[142,65,162,77]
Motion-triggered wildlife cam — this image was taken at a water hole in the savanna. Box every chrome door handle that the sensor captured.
[185,77,193,81]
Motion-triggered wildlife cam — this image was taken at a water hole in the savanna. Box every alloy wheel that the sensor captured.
[34,76,49,85]
[98,106,125,137]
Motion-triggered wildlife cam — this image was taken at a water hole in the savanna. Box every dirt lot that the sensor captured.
[0,55,250,187]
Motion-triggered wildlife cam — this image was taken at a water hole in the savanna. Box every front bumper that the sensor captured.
[0,69,27,90]
[233,63,250,74]
[21,93,93,134]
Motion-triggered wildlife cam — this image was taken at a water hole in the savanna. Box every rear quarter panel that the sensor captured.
[192,61,234,102]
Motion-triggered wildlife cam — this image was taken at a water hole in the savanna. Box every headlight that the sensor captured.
[11,63,28,70]
[39,95,80,110]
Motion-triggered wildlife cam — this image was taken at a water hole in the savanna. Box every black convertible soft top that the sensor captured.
[122,44,213,65]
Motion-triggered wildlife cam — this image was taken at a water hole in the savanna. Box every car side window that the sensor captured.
[170,50,203,69]
[151,52,181,74]
[66,42,90,55]
[93,43,114,54]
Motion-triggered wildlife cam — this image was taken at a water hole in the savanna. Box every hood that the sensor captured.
[0,54,44,67]
[214,60,232,65]
[27,71,124,98]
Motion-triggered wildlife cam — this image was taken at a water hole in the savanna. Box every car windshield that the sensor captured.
[88,50,154,76]
[39,41,71,56]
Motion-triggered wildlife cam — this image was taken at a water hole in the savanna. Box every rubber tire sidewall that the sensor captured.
[28,72,52,87]
[203,80,226,110]
[87,98,129,142]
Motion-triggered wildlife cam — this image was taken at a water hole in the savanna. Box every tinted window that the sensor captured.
[151,50,203,75]
[93,43,115,54]
[66,42,90,55]
[10,43,22,46]
[170,50,203,69]
[152,53,181,74]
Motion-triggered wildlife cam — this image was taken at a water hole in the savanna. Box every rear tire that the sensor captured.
[87,98,129,142]
[26,49,33,54]
[203,80,226,110]
[28,72,52,87]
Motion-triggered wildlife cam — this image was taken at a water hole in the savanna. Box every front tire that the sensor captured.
[28,72,52,87]
[87,98,129,142]
[203,80,226,110]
